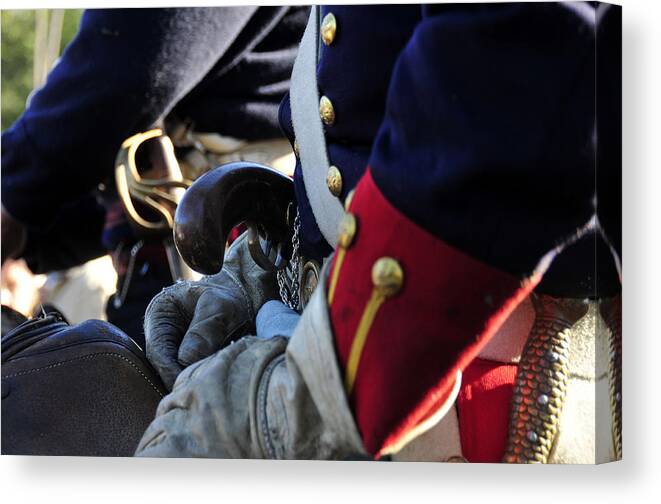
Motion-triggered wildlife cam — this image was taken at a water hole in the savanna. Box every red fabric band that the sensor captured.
[329,169,538,457]
[458,358,517,462]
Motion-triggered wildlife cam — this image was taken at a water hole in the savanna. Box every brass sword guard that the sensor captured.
[115,129,192,236]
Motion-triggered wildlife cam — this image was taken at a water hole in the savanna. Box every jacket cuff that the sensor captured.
[327,168,540,457]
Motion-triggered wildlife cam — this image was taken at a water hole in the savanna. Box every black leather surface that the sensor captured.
[1,305,28,337]
[1,313,167,456]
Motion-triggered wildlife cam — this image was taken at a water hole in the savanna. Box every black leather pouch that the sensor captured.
[1,311,166,456]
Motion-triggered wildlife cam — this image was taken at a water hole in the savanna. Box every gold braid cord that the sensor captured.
[600,296,622,460]
[503,295,588,463]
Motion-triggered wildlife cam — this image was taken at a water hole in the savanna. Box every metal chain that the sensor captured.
[277,210,301,311]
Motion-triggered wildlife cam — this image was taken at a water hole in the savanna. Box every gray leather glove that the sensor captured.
[135,265,365,459]
[144,232,278,389]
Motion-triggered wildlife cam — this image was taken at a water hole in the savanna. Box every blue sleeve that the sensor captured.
[21,195,107,273]
[369,3,602,284]
[1,7,258,228]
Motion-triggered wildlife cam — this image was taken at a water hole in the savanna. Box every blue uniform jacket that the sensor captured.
[279,2,621,298]
[1,6,308,272]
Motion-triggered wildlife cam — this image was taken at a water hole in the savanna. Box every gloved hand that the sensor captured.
[135,265,366,460]
[143,232,278,389]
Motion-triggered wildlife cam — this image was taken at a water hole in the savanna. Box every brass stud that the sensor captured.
[326,165,343,197]
[300,260,321,309]
[371,257,404,298]
[319,95,335,126]
[321,12,337,46]
[344,189,355,211]
[337,213,357,248]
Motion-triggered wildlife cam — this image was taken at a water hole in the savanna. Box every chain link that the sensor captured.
[277,210,301,311]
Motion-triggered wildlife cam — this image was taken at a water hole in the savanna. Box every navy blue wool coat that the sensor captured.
[1,6,308,272]
[279,3,621,298]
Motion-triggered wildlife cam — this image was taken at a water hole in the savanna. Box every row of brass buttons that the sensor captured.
[320,12,342,201]
[298,11,340,309]
[338,208,404,297]
[322,11,404,297]
[299,11,405,309]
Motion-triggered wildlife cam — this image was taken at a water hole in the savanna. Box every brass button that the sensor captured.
[319,95,335,126]
[321,12,337,46]
[326,165,343,197]
[337,213,357,248]
[344,189,355,211]
[300,260,321,308]
[371,257,404,298]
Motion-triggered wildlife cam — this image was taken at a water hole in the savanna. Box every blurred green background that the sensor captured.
[1,9,83,130]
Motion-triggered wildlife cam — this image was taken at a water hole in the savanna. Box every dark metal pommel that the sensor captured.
[173,162,294,275]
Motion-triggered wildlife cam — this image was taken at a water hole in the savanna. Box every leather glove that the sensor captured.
[135,265,365,459]
[143,232,278,389]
